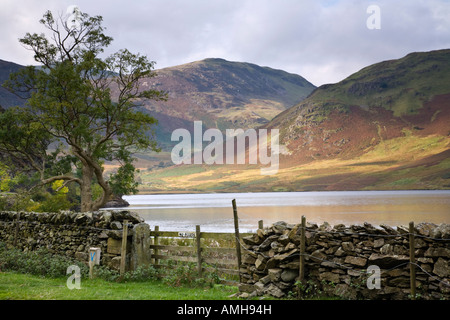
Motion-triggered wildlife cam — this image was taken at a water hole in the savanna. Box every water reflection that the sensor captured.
[119,191,450,232]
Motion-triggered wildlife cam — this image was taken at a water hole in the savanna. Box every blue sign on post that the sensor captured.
[89,248,101,265]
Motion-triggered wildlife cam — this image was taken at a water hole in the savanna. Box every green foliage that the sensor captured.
[0,242,220,289]
[308,50,450,117]
[146,165,207,178]
[160,262,220,288]
[295,280,323,299]
[0,163,13,193]
[0,163,36,211]
[109,162,139,196]
[0,107,52,175]
[0,271,239,300]
[1,9,167,211]
[0,242,89,278]
[30,180,74,212]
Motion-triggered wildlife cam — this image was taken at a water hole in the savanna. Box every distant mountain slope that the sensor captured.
[268,49,450,163]
[0,59,26,109]
[139,49,450,193]
[0,58,316,152]
[132,58,316,149]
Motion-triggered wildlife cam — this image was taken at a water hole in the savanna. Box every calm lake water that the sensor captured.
[118,191,450,233]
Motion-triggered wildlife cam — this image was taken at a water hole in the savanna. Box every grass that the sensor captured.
[0,242,239,300]
[137,131,450,193]
[0,272,238,300]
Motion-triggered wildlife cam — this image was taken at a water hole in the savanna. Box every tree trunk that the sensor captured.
[78,153,113,212]
[80,164,94,212]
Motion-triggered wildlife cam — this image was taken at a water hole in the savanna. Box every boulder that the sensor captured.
[238,283,256,293]
[102,196,130,208]
[368,253,409,268]
[258,235,279,251]
[268,268,282,282]
[433,257,449,278]
[281,269,298,282]
[319,272,340,283]
[344,256,367,267]
[425,247,450,258]
[110,221,123,230]
[264,284,285,298]
[272,221,288,234]
[242,233,261,246]
[431,224,450,239]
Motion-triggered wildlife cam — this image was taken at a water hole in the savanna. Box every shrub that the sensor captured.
[0,242,88,278]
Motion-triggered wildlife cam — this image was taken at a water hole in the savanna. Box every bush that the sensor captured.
[160,262,220,288]
[122,265,159,282]
[0,242,89,278]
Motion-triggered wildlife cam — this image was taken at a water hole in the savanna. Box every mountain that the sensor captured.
[0,57,316,168]
[0,59,26,109]
[140,49,450,193]
[268,49,450,163]
[132,58,316,149]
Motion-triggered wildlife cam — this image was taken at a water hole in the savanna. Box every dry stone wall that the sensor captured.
[240,221,450,300]
[0,210,149,271]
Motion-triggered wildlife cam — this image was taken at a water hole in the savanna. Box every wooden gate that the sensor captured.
[149,225,253,285]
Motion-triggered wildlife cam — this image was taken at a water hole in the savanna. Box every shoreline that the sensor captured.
[134,188,450,195]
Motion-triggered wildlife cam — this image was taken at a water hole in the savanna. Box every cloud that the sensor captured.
[1,0,449,86]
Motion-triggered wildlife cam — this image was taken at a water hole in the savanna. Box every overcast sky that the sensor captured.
[1,0,450,86]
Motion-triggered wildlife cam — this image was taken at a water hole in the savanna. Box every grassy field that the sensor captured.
[137,132,450,193]
[0,243,240,300]
[0,272,238,300]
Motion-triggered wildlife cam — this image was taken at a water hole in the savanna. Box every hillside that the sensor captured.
[0,59,25,109]
[269,49,450,162]
[140,49,450,193]
[2,51,449,193]
[0,57,316,170]
[131,58,316,150]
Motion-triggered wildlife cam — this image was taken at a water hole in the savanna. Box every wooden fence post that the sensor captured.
[196,225,202,276]
[232,199,242,282]
[409,221,416,300]
[258,220,264,230]
[298,216,306,298]
[154,226,160,267]
[120,220,129,276]
[299,215,306,286]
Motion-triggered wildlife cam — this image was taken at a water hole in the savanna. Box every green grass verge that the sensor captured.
[0,272,238,300]
[0,242,239,300]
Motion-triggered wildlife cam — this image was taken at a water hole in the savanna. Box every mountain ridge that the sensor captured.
[106,57,317,150]
[267,49,450,163]
[0,56,316,167]
[138,49,450,193]
[1,50,449,192]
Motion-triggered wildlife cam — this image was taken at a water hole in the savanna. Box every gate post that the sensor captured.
[131,223,152,271]
[409,221,416,300]
[298,215,306,298]
[196,225,202,276]
[232,199,242,282]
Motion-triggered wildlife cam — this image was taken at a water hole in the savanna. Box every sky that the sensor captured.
[1,0,450,86]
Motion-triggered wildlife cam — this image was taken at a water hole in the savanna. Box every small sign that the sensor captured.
[178,232,195,238]
[89,247,101,265]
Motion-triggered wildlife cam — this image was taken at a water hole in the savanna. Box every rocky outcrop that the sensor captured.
[239,221,450,300]
[102,196,130,208]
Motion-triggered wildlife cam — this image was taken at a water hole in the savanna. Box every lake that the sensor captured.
[118,190,450,233]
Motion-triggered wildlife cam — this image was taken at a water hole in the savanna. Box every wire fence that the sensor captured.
[236,217,450,299]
